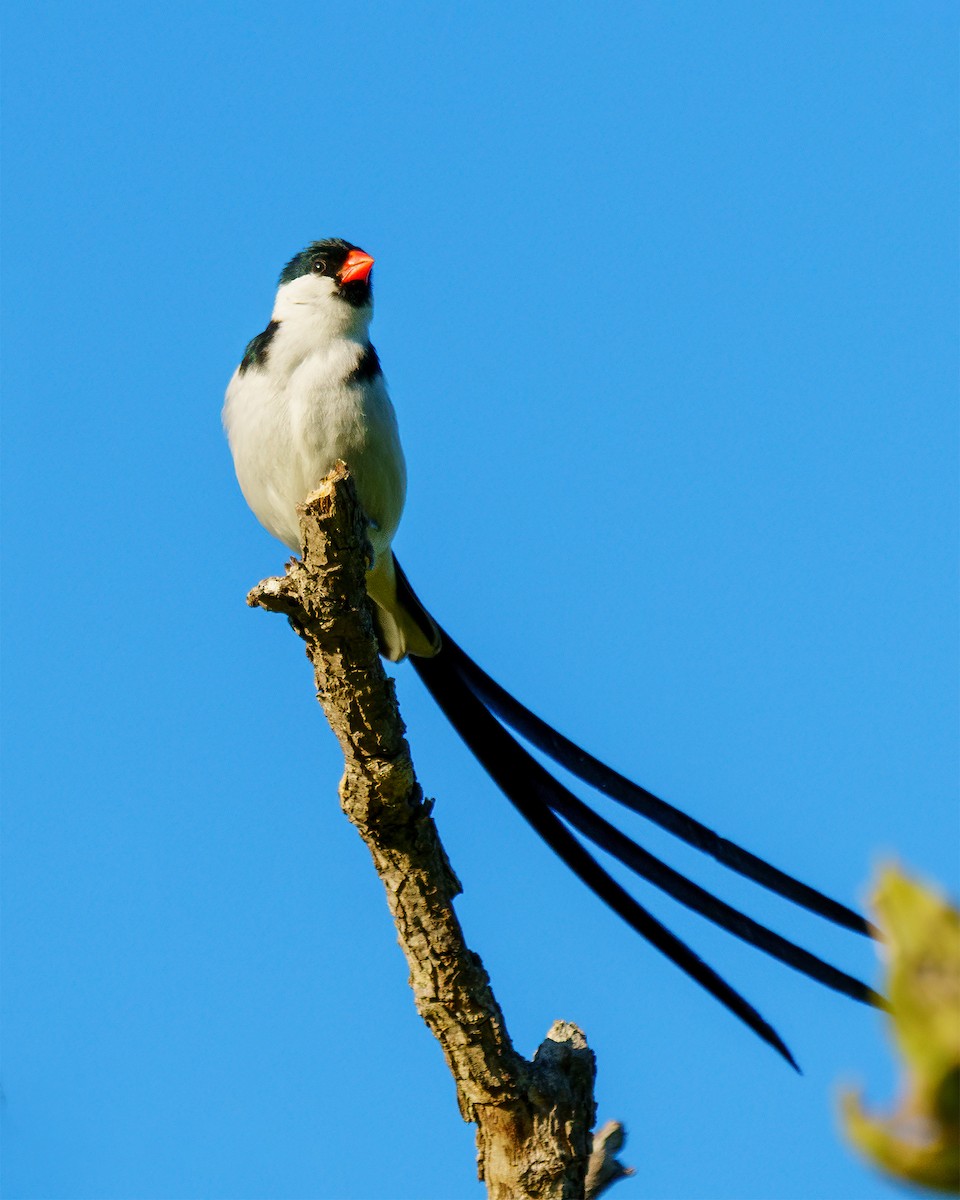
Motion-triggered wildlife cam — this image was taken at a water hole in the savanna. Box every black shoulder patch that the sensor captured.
[238,320,280,375]
[346,343,382,385]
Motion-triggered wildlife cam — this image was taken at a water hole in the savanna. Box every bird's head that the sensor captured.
[273,238,375,325]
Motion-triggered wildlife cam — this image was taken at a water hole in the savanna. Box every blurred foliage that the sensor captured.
[840,865,960,1194]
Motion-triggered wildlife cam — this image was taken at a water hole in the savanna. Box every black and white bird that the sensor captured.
[224,237,880,1069]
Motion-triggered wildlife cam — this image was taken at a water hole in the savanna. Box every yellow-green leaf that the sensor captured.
[840,865,960,1195]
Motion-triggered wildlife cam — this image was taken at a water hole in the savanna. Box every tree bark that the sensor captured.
[247,462,631,1199]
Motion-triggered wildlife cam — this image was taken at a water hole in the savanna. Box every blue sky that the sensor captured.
[2,3,956,1198]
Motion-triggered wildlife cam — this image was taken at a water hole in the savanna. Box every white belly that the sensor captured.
[223,355,407,558]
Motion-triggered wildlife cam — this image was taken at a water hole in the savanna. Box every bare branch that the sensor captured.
[586,1121,636,1199]
[248,462,629,1199]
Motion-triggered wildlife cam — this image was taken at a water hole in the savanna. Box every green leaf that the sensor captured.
[840,865,960,1194]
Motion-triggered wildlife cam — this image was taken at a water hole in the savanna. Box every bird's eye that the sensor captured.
[312,258,327,274]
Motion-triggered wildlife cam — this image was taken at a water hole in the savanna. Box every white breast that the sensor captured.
[223,317,406,559]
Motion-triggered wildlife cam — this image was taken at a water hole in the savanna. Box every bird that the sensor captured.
[223,237,881,1070]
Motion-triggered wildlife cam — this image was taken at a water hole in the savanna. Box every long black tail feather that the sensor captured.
[436,625,873,939]
[411,648,803,1069]
[535,775,882,1007]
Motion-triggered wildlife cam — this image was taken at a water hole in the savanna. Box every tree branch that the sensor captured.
[247,462,631,1199]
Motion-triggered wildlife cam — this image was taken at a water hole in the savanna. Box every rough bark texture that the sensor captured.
[247,463,630,1199]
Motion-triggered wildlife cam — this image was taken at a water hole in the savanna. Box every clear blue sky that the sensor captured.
[2,3,956,1198]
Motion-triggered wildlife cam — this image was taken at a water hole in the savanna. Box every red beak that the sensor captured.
[339,249,375,284]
